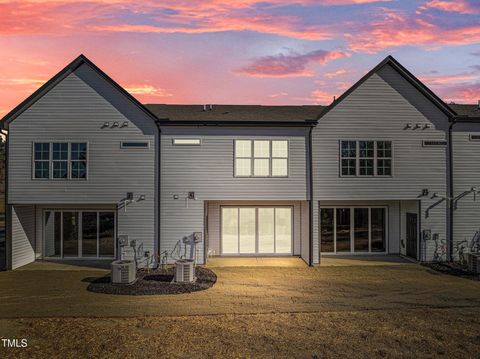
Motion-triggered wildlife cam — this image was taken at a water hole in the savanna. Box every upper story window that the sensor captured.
[234,139,288,177]
[340,140,392,177]
[34,142,87,180]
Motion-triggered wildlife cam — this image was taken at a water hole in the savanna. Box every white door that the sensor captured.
[221,207,292,255]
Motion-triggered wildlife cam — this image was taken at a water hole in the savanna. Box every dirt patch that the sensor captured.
[422,262,480,281]
[86,267,216,295]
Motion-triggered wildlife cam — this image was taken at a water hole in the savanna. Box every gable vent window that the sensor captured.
[340,140,392,177]
[172,139,201,146]
[469,135,480,142]
[121,141,149,149]
[422,140,447,147]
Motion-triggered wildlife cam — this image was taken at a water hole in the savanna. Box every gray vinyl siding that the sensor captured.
[7,63,158,265]
[313,64,449,261]
[11,205,35,269]
[160,127,309,263]
[452,126,480,259]
[206,200,305,256]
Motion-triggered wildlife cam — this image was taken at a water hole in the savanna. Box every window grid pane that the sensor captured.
[254,158,270,176]
[253,140,270,158]
[34,142,88,180]
[235,140,252,158]
[272,158,288,177]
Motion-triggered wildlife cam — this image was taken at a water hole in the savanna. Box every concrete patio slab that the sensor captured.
[206,257,308,267]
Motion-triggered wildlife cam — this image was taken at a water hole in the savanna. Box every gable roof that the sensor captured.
[145,104,321,125]
[316,55,457,120]
[1,54,158,127]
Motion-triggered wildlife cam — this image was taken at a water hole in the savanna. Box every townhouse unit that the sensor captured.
[2,54,478,270]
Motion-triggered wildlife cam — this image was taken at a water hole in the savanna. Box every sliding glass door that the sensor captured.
[320,206,387,253]
[222,206,292,255]
[44,210,115,259]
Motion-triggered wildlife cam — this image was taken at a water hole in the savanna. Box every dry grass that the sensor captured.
[1,308,479,359]
[0,259,480,358]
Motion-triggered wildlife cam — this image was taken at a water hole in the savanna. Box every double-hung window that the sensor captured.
[34,143,50,179]
[340,140,392,176]
[234,140,288,177]
[52,143,68,179]
[70,143,88,179]
[33,142,88,180]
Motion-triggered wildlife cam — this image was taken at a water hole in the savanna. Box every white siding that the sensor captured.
[312,64,449,262]
[11,205,35,269]
[452,127,480,260]
[160,127,309,264]
[7,63,158,266]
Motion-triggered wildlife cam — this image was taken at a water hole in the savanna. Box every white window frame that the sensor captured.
[339,140,393,177]
[319,205,389,255]
[33,142,88,180]
[234,139,289,178]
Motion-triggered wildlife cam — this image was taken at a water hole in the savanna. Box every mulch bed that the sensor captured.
[422,262,479,281]
[86,266,217,295]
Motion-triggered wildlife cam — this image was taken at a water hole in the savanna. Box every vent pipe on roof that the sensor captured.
[209,104,213,111]
[203,104,206,111]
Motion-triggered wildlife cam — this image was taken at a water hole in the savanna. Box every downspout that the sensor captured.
[156,124,162,268]
[308,126,314,266]
[447,120,455,262]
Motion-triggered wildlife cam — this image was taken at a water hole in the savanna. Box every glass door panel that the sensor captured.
[222,208,239,254]
[275,208,292,253]
[320,208,334,252]
[371,208,386,252]
[258,208,274,254]
[82,212,98,257]
[336,208,351,252]
[354,208,369,252]
[239,208,256,254]
[44,211,61,257]
[99,212,115,257]
[62,212,78,257]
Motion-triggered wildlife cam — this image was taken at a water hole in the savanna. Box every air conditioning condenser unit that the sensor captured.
[175,259,195,283]
[111,260,136,284]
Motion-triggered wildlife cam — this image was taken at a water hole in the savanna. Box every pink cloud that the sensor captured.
[346,9,480,52]
[424,0,480,14]
[419,72,479,86]
[439,83,480,103]
[235,50,349,78]
[323,69,347,78]
[124,84,172,97]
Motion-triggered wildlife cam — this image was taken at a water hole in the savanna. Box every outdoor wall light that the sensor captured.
[121,121,129,128]
[138,194,146,201]
[413,124,422,130]
[404,123,412,129]
[102,122,110,128]
[423,124,431,130]
[112,122,119,128]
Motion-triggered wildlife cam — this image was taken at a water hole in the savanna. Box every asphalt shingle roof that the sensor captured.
[450,104,480,118]
[144,104,323,122]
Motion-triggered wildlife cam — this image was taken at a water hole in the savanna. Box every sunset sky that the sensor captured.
[0,0,479,117]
